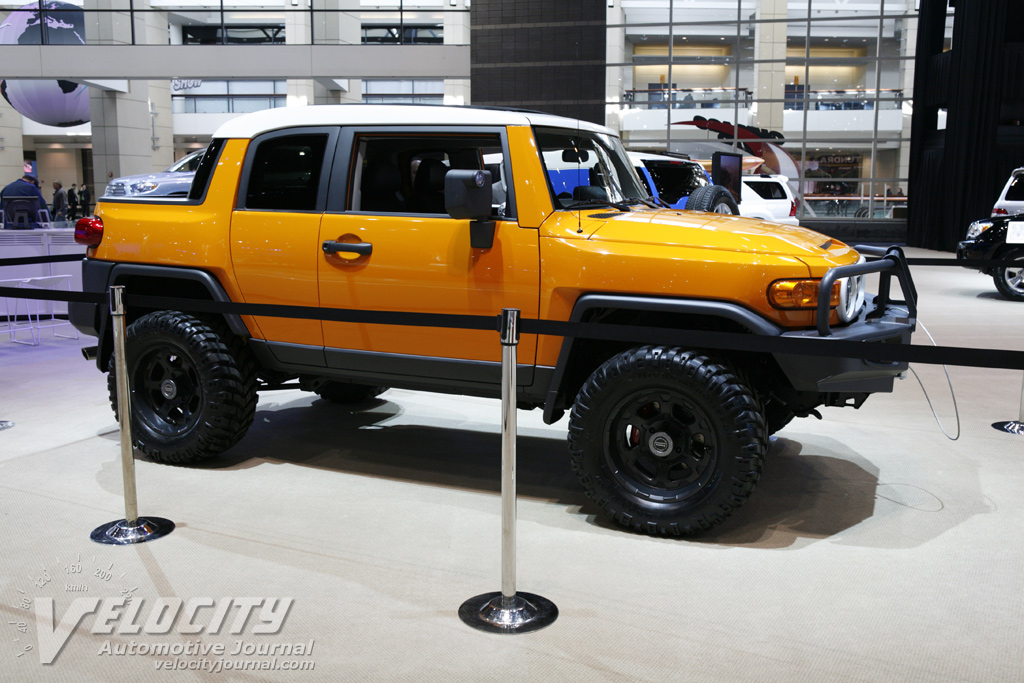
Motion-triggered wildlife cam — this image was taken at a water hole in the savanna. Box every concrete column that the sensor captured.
[86,0,154,198]
[445,1,470,105]
[311,1,363,104]
[84,0,171,197]
[605,1,626,131]
[286,3,316,106]
[143,5,172,170]
[752,0,788,133]
[0,99,26,185]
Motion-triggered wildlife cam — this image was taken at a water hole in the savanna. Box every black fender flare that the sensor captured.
[94,263,250,371]
[541,294,780,424]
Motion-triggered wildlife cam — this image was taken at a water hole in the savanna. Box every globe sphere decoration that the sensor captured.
[0,2,90,127]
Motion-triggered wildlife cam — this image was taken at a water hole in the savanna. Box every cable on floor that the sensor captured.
[909,319,960,440]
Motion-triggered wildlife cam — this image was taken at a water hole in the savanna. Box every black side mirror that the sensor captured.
[445,170,496,249]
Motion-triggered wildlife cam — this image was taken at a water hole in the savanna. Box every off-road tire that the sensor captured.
[687,185,739,215]
[314,382,387,404]
[568,346,766,536]
[993,248,1024,302]
[109,310,258,464]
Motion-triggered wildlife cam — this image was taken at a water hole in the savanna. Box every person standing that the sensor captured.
[67,183,78,220]
[78,183,91,217]
[51,181,68,221]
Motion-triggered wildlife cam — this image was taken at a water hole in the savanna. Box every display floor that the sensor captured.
[1,248,1022,682]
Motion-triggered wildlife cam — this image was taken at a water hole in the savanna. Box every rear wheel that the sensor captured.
[109,311,257,463]
[993,249,1024,301]
[568,346,766,536]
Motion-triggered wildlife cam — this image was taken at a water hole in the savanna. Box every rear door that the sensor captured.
[230,127,338,349]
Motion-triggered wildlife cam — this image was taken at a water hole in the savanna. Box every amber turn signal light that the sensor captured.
[768,279,840,309]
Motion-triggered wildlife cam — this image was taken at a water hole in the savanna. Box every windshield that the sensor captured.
[534,127,647,208]
[166,150,205,173]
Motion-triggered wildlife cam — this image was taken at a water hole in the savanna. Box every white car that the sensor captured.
[740,174,799,226]
[992,167,1024,217]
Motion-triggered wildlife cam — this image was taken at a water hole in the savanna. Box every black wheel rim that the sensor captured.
[605,388,719,503]
[131,344,202,436]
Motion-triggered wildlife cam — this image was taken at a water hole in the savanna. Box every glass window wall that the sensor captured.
[607,0,946,224]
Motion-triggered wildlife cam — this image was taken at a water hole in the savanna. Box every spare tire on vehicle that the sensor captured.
[686,185,739,214]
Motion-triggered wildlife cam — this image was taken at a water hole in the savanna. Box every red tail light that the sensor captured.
[75,217,104,246]
[789,200,797,217]
[992,208,1008,216]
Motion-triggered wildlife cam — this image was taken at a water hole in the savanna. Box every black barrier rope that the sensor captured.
[0,285,104,305]
[0,253,86,267]
[2,255,1022,371]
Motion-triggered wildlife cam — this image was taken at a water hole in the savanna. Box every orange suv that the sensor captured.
[70,104,916,535]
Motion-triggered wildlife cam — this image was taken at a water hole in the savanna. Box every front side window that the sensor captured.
[245,134,328,211]
[534,127,646,208]
[349,133,511,218]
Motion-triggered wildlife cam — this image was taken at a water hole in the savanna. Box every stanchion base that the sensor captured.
[0,421,13,431]
[459,591,558,635]
[90,517,175,545]
[992,421,1024,435]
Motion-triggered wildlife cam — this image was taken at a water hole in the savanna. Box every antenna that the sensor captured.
[576,30,582,235]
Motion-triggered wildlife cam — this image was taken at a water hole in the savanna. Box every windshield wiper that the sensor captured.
[565,198,634,212]
[621,197,667,209]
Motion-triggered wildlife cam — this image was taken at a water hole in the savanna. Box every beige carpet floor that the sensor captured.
[1,248,1022,682]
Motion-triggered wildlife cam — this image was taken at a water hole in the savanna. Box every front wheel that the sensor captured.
[109,311,257,464]
[568,347,766,536]
[993,249,1024,301]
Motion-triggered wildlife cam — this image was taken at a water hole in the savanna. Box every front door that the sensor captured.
[318,128,539,384]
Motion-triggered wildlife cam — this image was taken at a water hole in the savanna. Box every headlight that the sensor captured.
[836,257,866,324]
[768,279,840,309]
[128,181,159,195]
[966,220,993,240]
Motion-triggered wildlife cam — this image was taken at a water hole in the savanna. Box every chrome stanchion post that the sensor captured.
[459,308,557,634]
[992,372,1024,436]
[91,285,174,545]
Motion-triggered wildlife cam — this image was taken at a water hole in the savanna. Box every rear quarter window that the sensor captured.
[1005,176,1024,202]
[244,134,329,211]
[745,180,786,200]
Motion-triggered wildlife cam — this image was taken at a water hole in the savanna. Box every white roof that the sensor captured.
[212,104,613,140]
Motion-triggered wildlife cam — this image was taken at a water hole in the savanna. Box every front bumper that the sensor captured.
[956,239,994,273]
[773,245,917,395]
[773,297,914,394]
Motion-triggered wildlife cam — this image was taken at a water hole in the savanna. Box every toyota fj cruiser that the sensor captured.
[71,104,916,536]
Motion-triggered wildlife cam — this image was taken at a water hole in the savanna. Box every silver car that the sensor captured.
[102,150,205,198]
